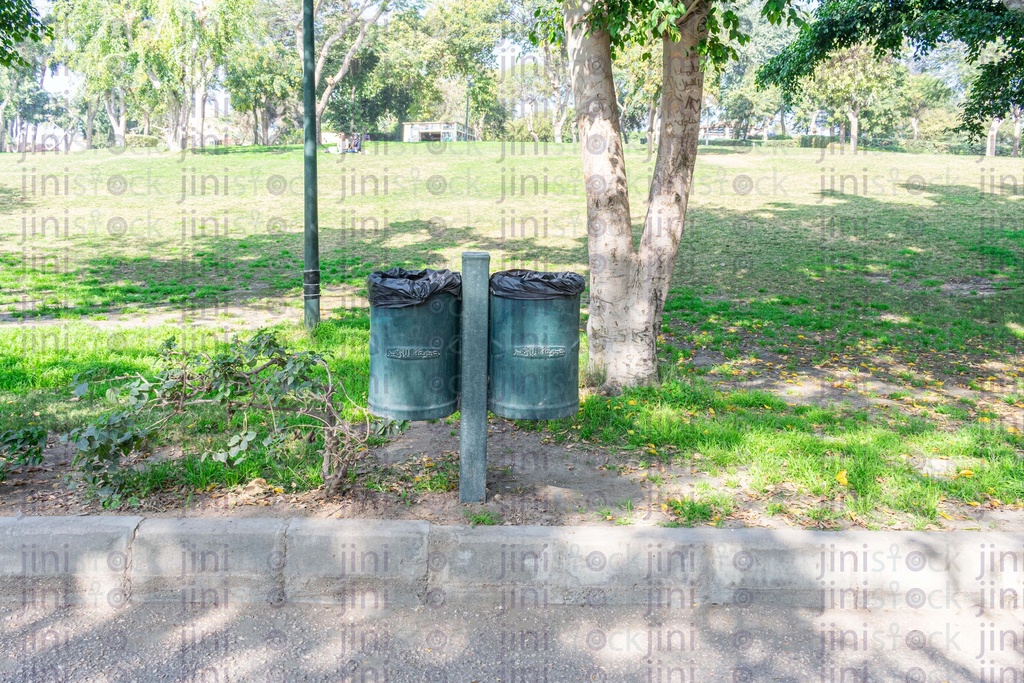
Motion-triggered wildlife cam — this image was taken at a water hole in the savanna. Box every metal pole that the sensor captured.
[302,0,320,331]
[459,251,489,503]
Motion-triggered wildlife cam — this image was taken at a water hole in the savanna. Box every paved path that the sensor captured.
[1,517,1022,682]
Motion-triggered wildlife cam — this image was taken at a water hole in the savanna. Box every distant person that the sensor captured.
[349,133,361,154]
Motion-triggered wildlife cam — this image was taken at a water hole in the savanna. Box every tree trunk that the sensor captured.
[527,112,540,144]
[646,96,657,155]
[553,105,567,144]
[847,107,858,154]
[62,122,78,153]
[185,87,197,150]
[85,94,100,149]
[262,101,271,144]
[0,87,11,153]
[779,107,786,136]
[988,118,1002,156]
[163,93,190,153]
[910,116,919,141]
[105,89,127,147]
[565,0,707,390]
[543,42,571,145]
[1013,111,1021,157]
[252,104,260,145]
[652,94,662,148]
[305,2,386,145]
[199,93,207,149]
[350,84,356,134]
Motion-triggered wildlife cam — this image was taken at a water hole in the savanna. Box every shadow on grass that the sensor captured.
[3,218,591,320]
[670,180,1024,366]
[563,373,1024,522]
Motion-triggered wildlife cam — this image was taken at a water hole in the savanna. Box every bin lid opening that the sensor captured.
[367,268,462,308]
[489,269,585,300]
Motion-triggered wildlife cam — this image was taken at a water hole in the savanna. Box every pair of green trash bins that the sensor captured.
[367,267,585,421]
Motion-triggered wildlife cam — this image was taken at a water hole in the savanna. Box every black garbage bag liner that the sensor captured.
[489,269,586,300]
[367,268,462,308]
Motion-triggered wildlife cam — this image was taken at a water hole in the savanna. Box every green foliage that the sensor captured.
[533,0,804,66]
[795,44,908,139]
[0,0,50,67]
[0,426,47,481]
[207,430,259,466]
[464,509,502,526]
[666,489,735,527]
[759,0,1024,139]
[721,70,783,137]
[65,411,152,493]
[124,133,160,148]
[505,115,554,141]
[63,330,367,499]
[370,418,410,439]
[223,0,299,145]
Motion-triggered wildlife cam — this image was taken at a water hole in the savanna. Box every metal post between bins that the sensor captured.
[459,252,488,503]
[301,0,320,331]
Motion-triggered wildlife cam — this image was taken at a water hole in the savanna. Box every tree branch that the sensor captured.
[316,2,385,115]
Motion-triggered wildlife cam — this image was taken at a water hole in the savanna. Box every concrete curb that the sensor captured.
[0,516,142,610]
[1,516,1022,613]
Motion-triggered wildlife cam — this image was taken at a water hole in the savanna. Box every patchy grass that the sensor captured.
[1,143,1022,524]
[464,509,502,527]
[562,376,1024,523]
[666,485,736,527]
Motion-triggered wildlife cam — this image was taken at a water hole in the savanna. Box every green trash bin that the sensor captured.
[368,268,461,420]
[488,269,585,420]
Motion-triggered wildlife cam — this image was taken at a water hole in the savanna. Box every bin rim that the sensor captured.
[489,269,585,300]
[367,267,462,308]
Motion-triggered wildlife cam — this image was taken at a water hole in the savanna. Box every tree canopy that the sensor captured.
[758,0,1024,138]
[1,0,50,67]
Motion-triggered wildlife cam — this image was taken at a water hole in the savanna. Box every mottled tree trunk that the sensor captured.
[646,96,657,155]
[105,88,127,147]
[199,93,207,149]
[847,106,859,154]
[565,0,707,390]
[988,118,1002,157]
[1013,110,1021,157]
[526,104,540,144]
[553,106,568,144]
[0,87,12,153]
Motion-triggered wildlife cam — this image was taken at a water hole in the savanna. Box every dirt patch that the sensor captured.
[0,421,687,526]
[2,414,1022,531]
[940,276,1002,297]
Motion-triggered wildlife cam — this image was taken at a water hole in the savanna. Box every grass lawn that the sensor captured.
[0,140,1022,527]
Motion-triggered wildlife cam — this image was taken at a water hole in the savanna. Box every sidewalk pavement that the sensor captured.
[1,515,1021,682]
